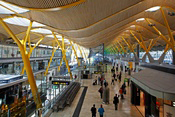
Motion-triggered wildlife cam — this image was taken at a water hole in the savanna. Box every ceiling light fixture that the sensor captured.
[136,18,145,22]
[130,25,135,28]
[145,6,160,12]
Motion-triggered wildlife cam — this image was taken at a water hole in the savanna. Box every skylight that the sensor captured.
[58,38,70,43]
[136,18,145,22]
[130,25,135,28]
[38,44,48,48]
[125,30,129,32]
[0,1,29,14]
[145,6,160,12]
[4,17,45,27]
[46,35,62,39]
[48,46,53,48]
[31,28,52,34]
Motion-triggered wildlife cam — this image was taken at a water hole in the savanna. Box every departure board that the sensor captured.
[52,80,70,85]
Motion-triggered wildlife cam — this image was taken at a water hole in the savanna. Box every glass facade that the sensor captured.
[0,44,60,58]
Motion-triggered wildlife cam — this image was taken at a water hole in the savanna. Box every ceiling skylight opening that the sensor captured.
[0,1,29,14]
[145,6,160,12]
[31,28,52,34]
[125,30,129,32]
[48,46,53,49]
[38,44,47,48]
[136,18,145,22]
[4,17,45,27]
[46,35,62,39]
[58,39,70,44]
[130,25,135,28]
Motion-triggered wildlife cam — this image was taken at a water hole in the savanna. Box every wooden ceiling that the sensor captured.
[1,0,175,48]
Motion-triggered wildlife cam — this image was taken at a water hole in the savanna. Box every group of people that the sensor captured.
[98,78,110,104]
[90,93,120,117]
[90,63,131,117]
[111,71,122,85]
[91,104,105,117]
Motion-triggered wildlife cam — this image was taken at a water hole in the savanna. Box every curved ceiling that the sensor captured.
[0,0,175,49]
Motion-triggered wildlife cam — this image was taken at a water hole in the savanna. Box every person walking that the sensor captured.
[119,88,123,99]
[113,73,116,80]
[98,105,105,117]
[91,104,97,117]
[98,86,103,99]
[118,72,122,82]
[113,94,119,110]
[111,78,114,85]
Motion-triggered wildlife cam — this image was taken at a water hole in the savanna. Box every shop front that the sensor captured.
[131,68,175,117]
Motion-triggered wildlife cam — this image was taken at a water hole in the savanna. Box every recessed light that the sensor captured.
[145,6,160,12]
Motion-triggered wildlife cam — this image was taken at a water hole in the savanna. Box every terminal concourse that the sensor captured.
[0,0,175,117]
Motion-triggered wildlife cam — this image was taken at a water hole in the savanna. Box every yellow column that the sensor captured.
[52,32,72,79]
[69,41,80,66]
[77,45,84,59]
[44,42,59,76]
[160,7,175,45]
[121,37,134,52]
[0,18,42,109]
[130,31,148,53]
[21,37,44,74]
[62,36,73,79]
[58,58,63,71]
[145,18,175,51]
[82,47,87,63]
[117,41,126,53]
[115,44,122,54]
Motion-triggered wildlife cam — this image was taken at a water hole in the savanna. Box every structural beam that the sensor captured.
[121,37,134,52]
[117,41,126,53]
[0,18,42,109]
[69,41,80,66]
[145,18,175,51]
[77,45,84,59]
[52,32,72,79]
[130,31,148,53]
[44,42,59,76]
[21,37,44,74]
[62,36,72,79]
[160,7,175,45]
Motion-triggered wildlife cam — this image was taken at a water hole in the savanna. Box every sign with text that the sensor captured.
[52,80,70,85]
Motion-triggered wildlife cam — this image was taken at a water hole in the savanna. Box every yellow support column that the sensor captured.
[0,18,42,109]
[115,44,122,54]
[145,18,175,51]
[69,41,80,66]
[58,58,63,71]
[62,36,73,79]
[117,41,126,53]
[121,37,134,53]
[130,31,148,53]
[148,38,158,51]
[160,7,175,45]
[147,39,153,52]
[21,37,44,74]
[52,32,72,79]
[44,42,59,76]
[82,47,87,63]
[77,45,84,59]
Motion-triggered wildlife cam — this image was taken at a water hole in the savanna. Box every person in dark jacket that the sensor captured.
[113,73,116,80]
[113,94,119,110]
[98,86,103,99]
[91,104,97,117]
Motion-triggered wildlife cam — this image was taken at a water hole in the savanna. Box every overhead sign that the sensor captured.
[52,80,70,85]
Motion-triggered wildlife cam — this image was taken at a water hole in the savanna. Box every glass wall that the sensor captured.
[0,44,60,58]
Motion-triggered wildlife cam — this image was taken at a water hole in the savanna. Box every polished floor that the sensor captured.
[50,65,143,117]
